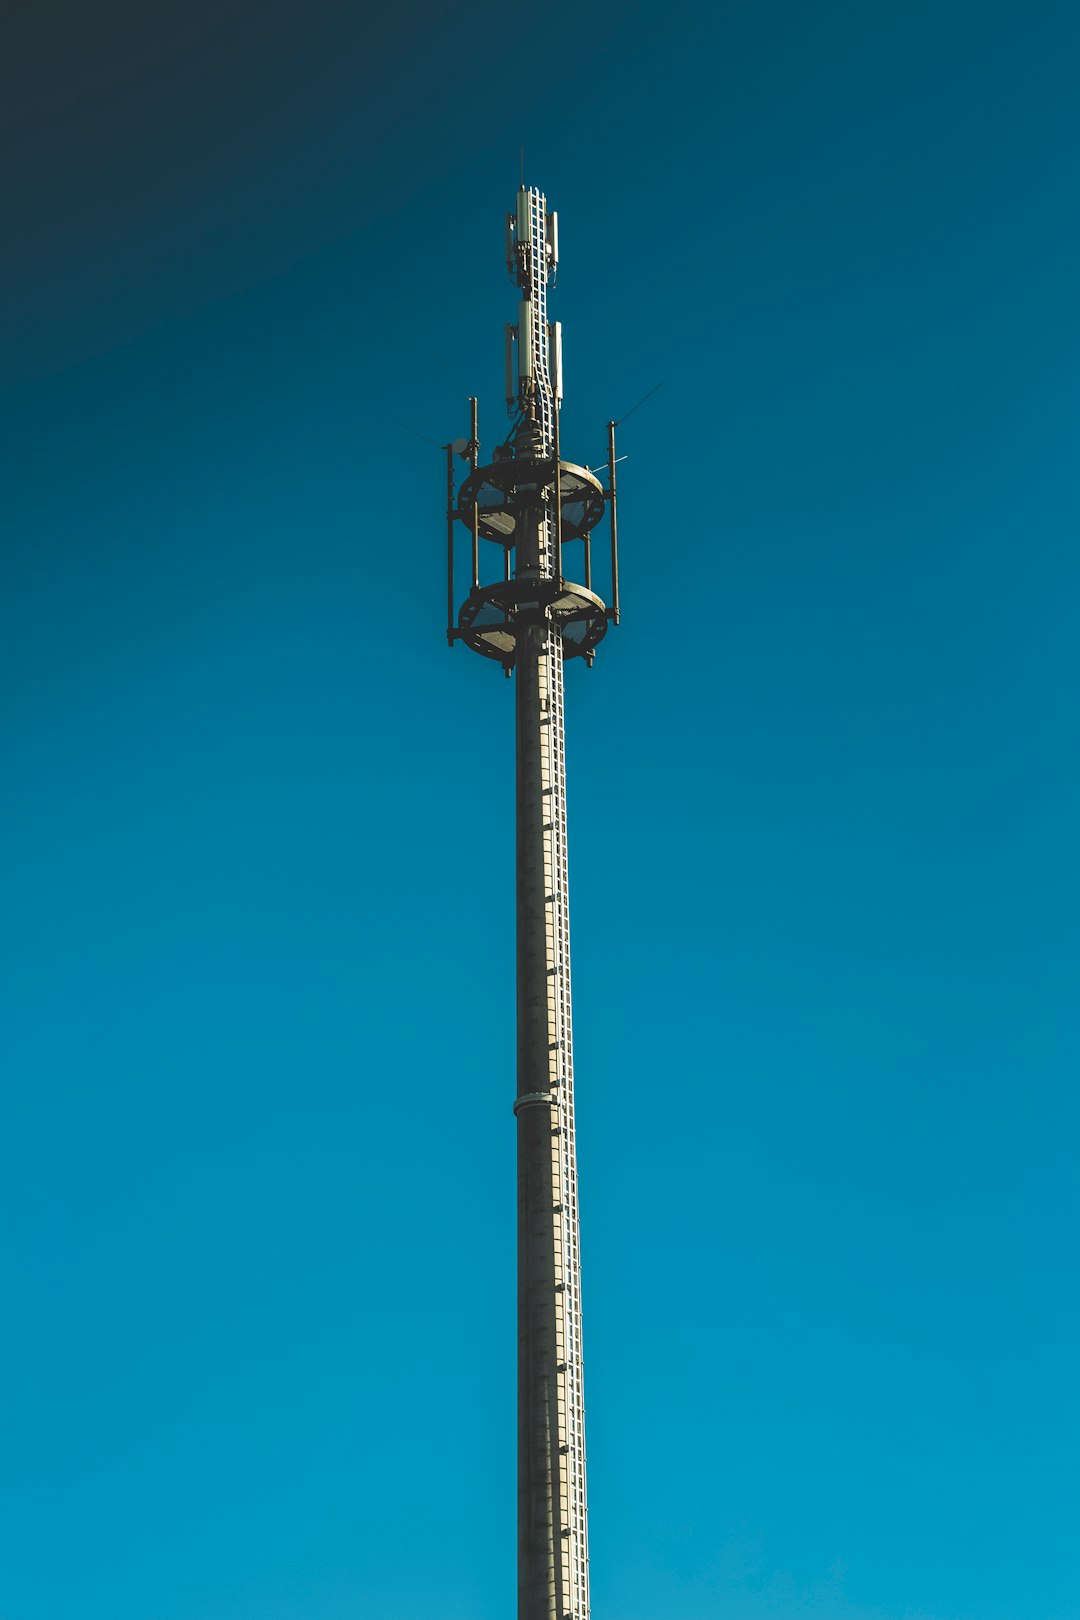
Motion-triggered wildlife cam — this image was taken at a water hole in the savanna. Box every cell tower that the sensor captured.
[445,185,620,1620]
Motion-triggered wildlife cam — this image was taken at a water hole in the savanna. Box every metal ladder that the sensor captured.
[549,632,590,1620]
[529,183,589,1620]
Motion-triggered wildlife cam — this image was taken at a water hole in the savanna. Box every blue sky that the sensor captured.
[3,2,1078,1617]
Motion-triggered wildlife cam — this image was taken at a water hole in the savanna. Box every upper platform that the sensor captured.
[456,459,606,549]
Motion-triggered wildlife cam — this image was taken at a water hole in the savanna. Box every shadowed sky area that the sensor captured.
[3,3,1078,1618]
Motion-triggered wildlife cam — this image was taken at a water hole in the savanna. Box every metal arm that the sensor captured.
[446,443,456,646]
[607,420,620,625]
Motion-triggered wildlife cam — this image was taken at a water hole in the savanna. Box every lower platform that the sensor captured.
[456,577,609,665]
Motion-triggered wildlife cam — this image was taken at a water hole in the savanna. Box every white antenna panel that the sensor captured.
[548,321,563,403]
[546,211,559,278]
[516,186,532,243]
[517,301,533,381]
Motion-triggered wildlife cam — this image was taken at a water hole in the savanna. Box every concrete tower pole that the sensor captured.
[514,478,578,1615]
[448,184,616,1620]
[515,615,565,1618]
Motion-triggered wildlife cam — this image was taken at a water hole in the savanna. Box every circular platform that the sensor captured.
[457,578,609,665]
[456,459,606,548]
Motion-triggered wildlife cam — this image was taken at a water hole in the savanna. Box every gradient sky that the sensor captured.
[3,3,1078,1618]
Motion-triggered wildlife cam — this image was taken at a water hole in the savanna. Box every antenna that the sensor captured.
[443,188,623,1620]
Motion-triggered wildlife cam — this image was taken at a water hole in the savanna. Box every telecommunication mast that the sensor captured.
[445,185,621,1620]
